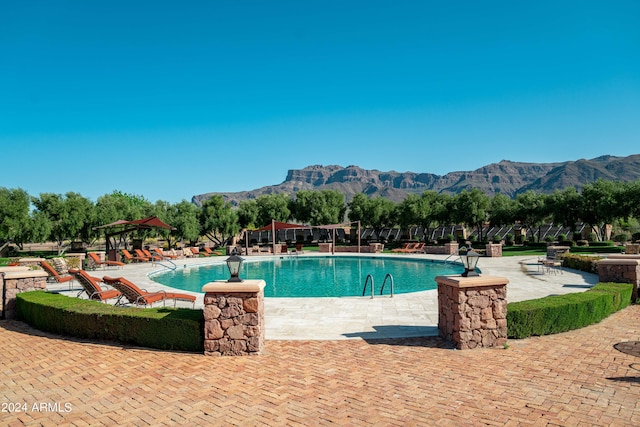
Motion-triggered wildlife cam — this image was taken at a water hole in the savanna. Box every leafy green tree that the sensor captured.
[579,180,625,241]
[348,194,396,241]
[237,200,259,229]
[291,190,346,225]
[513,191,549,242]
[0,188,35,250]
[94,191,154,248]
[171,200,201,246]
[396,191,443,241]
[32,192,94,254]
[451,189,491,242]
[255,194,291,227]
[489,193,516,228]
[199,195,240,247]
[546,187,582,233]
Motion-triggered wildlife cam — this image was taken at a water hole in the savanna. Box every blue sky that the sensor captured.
[1,1,638,203]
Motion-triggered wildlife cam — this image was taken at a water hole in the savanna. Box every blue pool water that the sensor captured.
[152,256,465,298]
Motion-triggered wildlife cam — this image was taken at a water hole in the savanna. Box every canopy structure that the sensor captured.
[246,220,361,254]
[249,220,311,254]
[94,216,175,261]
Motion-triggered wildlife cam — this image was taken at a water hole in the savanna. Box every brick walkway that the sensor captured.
[1,305,639,426]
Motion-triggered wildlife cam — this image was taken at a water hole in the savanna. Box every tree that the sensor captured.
[513,191,549,242]
[348,194,396,241]
[94,191,154,249]
[199,195,240,247]
[171,201,200,246]
[237,200,259,229]
[396,191,443,241]
[255,194,291,227]
[291,190,346,225]
[32,192,94,255]
[0,188,37,250]
[451,189,491,242]
[489,193,516,228]
[579,180,625,241]
[546,187,582,233]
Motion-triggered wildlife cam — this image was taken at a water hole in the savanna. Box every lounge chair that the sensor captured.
[201,247,222,256]
[69,269,121,303]
[391,243,413,253]
[87,252,125,269]
[121,249,149,263]
[190,247,209,257]
[408,243,426,253]
[40,260,74,289]
[141,249,162,261]
[154,247,178,259]
[102,276,196,308]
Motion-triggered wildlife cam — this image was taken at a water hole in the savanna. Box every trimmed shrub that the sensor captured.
[506,282,633,339]
[16,291,204,352]
[561,253,602,274]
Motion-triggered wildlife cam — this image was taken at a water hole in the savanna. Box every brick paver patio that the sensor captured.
[1,305,639,426]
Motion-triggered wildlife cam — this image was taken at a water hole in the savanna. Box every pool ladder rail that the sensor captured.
[362,273,394,298]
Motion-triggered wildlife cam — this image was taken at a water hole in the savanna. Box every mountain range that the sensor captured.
[192,154,640,206]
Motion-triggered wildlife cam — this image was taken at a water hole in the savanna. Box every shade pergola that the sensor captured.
[250,220,311,254]
[94,216,175,261]
[247,219,361,254]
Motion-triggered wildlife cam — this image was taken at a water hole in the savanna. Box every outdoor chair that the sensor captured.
[102,276,196,308]
[391,243,412,253]
[202,247,222,256]
[142,249,162,261]
[40,260,74,289]
[154,248,178,259]
[69,269,121,303]
[121,249,149,263]
[190,247,209,257]
[87,252,125,269]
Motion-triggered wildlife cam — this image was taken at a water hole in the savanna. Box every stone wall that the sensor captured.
[424,242,459,255]
[1,267,48,319]
[436,275,509,350]
[597,257,640,301]
[202,280,265,356]
[624,243,640,254]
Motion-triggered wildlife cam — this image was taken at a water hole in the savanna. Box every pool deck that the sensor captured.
[50,253,599,340]
[5,254,639,425]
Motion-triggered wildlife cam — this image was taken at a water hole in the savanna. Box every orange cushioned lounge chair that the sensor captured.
[40,260,75,289]
[138,249,161,261]
[121,249,149,263]
[154,247,178,259]
[201,247,222,256]
[69,269,121,303]
[87,252,125,269]
[102,276,196,308]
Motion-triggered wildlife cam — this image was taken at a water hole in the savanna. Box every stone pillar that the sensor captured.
[201,280,266,356]
[485,243,503,257]
[444,242,459,255]
[596,257,640,302]
[436,275,509,350]
[1,267,48,319]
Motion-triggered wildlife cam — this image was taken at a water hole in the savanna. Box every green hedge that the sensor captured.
[561,253,602,274]
[16,291,204,352]
[506,282,633,339]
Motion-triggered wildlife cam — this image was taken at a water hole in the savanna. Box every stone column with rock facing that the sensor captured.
[201,280,266,356]
[1,266,48,319]
[597,256,640,302]
[436,275,509,350]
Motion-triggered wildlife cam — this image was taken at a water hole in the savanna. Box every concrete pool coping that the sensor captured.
[49,252,599,340]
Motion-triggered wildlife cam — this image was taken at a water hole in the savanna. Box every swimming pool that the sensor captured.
[152,256,465,297]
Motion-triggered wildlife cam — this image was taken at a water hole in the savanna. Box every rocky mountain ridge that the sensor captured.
[192,154,640,206]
